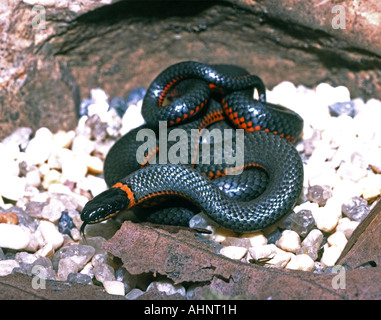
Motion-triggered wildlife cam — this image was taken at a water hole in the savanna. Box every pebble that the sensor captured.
[126,87,146,107]
[341,196,370,222]
[146,280,186,297]
[248,244,277,261]
[125,288,144,300]
[336,218,359,239]
[109,96,129,118]
[0,224,31,250]
[58,211,75,235]
[239,231,268,247]
[298,229,323,260]
[327,231,348,251]
[25,127,54,165]
[93,262,116,283]
[0,212,18,224]
[0,260,20,276]
[328,101,355,118]
[320,245,342,267]
[290,210,315,237]
[220,246,248,260]
[276,230,301,253]
[38,220,64,250]
[286,254,315,271]
[103,280,126,296]
[1,127,32,151]
[52,244,95,272]
[306,185,332,206]
[67,272,93,285]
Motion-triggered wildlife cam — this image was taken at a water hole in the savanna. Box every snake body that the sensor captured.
[80,61,304,233]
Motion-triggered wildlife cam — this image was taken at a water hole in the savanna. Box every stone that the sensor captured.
[115,267,138,292]
[221,237,251,248]
[276,230,301,253]
[328,101,355,118]
[0,224,31,250]
[320,245,342,267]
[67,273,93,285]
[41,198,65,223]
[103,280,126,296]
[146,280,186,297]
[0,176,26,201]
[286,254,315,271]
[126,87,146,107]
[314,209,340,233]
[336,218,359,239]
[248,244,277,261]
[58,211,75,235]
[38,220,64,250]
[125,288,144,300]
[341,196,370,222]
[24,127,54,165]
[306,185,332,206]
[93,262,116,283]
[239,231,268,247]
[52,130,75,149]
[0,212,18,225]
[290,210,315,237]
[220,246,248,260]
[327,231,348,252]
[2,127,32,151]
[0,260,20,276]
[109,96,129,118]
[53,244,96,271]
[57,257,81,281]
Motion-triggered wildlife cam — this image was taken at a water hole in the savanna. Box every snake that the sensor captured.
[80,61,304,234]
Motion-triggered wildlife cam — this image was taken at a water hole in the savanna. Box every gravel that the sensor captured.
[0,81,380,298]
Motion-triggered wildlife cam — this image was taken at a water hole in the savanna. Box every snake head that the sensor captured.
[80,187,129,236]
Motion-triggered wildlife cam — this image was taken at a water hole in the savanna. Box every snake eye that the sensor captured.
[80,187,129,228]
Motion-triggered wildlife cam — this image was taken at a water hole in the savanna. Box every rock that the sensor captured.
[0,212,18,225]
[328,101,355,118]
[0,260,20,276]
[220,246,248,260]
[327,231,348,252]
[58,211,75,235]
[298,229,324,261]
[0,176,26,201]
[52,130,75,149]
[248,244,277,261]
[239,231,268,247]
[221,237,251,248]
[2,127,32,151]
[67,273,93,285]
[126,87,146,107]
[41,198,65,223]
[286,254,315,271]
[53,244,96,271]
[290,210,315,237]
[342,196,370,222]
[321,245,342,267]
[336,218,359,239]
[306,185,332,206]
[109,96,129,118]
[93,263,116,283]
[146,280,186,297]
[103,280,126,296]
[57,257,81,281]
[24,127,54,165]
[0,224,31,250]
[125,288,144,300]
[38,220,64,250]
[276,230,301,253]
